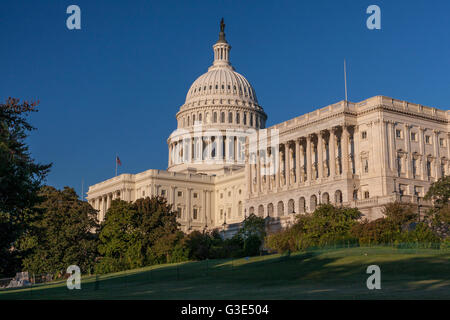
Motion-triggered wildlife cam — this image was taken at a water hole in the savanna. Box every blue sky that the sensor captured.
[1,0,449,198]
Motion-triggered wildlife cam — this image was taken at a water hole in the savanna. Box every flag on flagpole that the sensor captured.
[115,155,122,176]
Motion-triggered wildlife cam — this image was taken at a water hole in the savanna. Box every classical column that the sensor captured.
[187,188,192,229]
[329,128,336,178]
[418,127,426,180]
[404,124,412,178]
[295,139,301,185]
[306,135,312,182]
[284,143,290,186]
[342,126,350,176]
[317,132,324,179]
[433,130,441,179]
[257,150,261,193]
[275,146,280,189]
[389,122,396,172]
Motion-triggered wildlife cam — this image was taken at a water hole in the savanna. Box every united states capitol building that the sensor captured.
[87,21,449,235]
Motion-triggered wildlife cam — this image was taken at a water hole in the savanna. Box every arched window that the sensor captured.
[277,201,284,216]
[299,197,306,213]
[310,195,317,212]
[267,203,274,217]
[199,113,202,122]
[221,112,225,123]
[236,112,240,124]
[258,205,264,217]
[228,112,233,123]
[243,113,247,125]
[335,190,343,204]
[250,113,253,126]
[213,112,217,123]
[322,192,330,204]
[249,206,254,215]
[238,201,243,216]
[288,199,295,214]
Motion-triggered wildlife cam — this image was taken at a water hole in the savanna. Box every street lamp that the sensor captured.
[222,215,227,239]
[318,190,321,205]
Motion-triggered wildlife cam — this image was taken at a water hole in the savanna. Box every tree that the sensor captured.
[0,98,51,275]
[20,186,99,276]
[96,196,183,273]
[425,176,450,206]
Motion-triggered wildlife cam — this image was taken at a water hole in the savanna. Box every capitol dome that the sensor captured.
[168,19,267,176]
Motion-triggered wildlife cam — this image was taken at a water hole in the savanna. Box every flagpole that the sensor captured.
[344,59,348,101]
[115,153,118,177]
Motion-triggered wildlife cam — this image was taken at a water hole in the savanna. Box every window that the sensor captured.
[364,159,369,173]
[411,132,417,141]
[425,135,431,144]
[221,112,225,123]
[161,190,166,196]
[236,113,240,124]
[220,193,223,199]
[193,193,198,198]
[364,191,370,199]
[213,112,217,123]
[426,160,432,178]
[361,131,367,140]
[440,138,445,147]
[227,208,231,218]
[243,113,247,125]
[178,191,183,197]
[228,112,233,123]
[142,191,145,196]
[220,209,223,219]
[228,191,231,197]
[193,208,198,220]
[396,130,402,138]
[177,207,182,218]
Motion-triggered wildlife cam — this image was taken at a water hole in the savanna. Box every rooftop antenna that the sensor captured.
[344,59,348,101]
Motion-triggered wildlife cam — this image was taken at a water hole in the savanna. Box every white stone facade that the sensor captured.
[87,22,449,235]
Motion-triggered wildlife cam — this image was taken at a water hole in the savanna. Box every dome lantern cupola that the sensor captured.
[211,18,232,70]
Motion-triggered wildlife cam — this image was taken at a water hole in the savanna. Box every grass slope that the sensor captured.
[1,247,449,300]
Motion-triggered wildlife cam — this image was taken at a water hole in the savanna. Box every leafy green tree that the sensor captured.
[0,98,51,275]
[425,176,450,206]
[96,196,182,273]
[20,186,99,276]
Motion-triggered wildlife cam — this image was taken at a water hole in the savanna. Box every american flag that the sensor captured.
[116,156,122,166]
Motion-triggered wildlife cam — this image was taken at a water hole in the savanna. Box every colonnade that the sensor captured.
[168,134,247,166]
[246,125,355,195]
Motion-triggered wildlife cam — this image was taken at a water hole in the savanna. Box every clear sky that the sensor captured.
[1,0,449,198]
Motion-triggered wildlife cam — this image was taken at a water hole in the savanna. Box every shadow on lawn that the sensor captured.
[1,249,449,299]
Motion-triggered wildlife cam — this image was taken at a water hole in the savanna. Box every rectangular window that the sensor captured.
[178,191,183,197]
[440,138,445,147]
[396,130,402,138]
[425,136,431,144]
[177,207,181,218]
[361,131,367,140]
[411,132,417,141]
[193,208,198,220]
[161,190,166,196]
[193,193,198,198]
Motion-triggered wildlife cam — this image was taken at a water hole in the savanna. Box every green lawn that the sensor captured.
[1,247,449,300]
